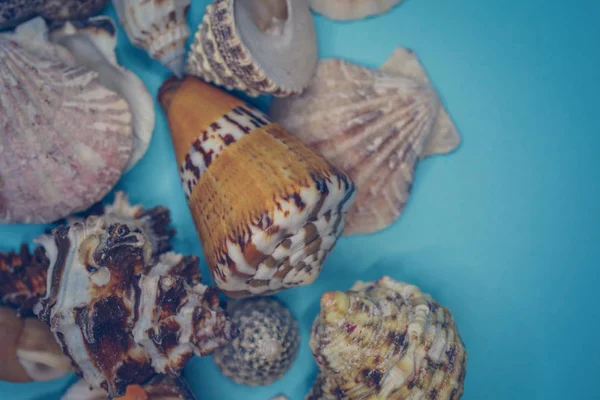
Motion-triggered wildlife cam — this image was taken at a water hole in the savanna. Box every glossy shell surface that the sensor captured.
[309,0,403,20]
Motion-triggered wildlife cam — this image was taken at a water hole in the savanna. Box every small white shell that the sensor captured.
[310,0,403,20]
[186,0,318,97]
[112,0,191,77]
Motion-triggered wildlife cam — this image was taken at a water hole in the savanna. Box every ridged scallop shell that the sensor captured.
[309,0,403,20]
[307,276,467,400]
[186,0,318,97]
[213,297,300,385]
[270,47,461,236]
[112,0,191,77]
[32,213,234,397]
[0,307,71,382]
[50,16,156,171]
[159,76,356,298]
[62,374,197,400]
[0,18,133,224]
[0,0,109,30]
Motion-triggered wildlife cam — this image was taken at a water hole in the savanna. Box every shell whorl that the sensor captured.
[308,277,467,400]
[0,0,109,30]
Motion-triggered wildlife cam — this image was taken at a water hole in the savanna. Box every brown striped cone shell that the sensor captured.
[309,0,403,20]
[0,18,133,224]
[185,0,318,97]
[307,277,467,400]
[270,47,461,236]
[112,0,191,77]
[32,210,235,398]
[0,0,109,30]
[158,76,356,298]
[62,374,198,400]
[0,307,72,383]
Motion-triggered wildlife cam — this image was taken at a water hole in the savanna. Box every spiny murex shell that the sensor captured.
[159,76,356,298]
[307,276,467,400]
[213,297,300,386]
[62,374,197,400]
[0,17,133,224]
[50,16,156,171]
[113,0,191,77]
[0,0,109,30]
[186,0,317,97]
[270,47,461,236]
[33,213,235,397]
[309,0,403,21]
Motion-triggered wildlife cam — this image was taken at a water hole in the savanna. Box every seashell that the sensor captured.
[0,18,133,224]
[0,0,109,30]
[50,16,156,171]
[0,307,72,382]
[213,297,300,385]
[112,0,191,77]
[62,374,198,400]
[185,0,318,97]
[270,395,290,400]
[307,276,467,400]
[0,244,49,316]
[270,47,461,235]
[158,76,356,298]
[309,0,403,21]
[33,214,235,397]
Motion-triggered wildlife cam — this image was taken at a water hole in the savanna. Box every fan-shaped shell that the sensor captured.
[112,0,191,77]
[186,0,318,97]
[0,18,133,224]
[309,0,403,20]
[0,0,109,30]
[307,276,467,400]
[159,76,356,298]
[270,47,461,236]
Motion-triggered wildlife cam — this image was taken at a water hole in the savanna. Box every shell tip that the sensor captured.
[158,76,185,111]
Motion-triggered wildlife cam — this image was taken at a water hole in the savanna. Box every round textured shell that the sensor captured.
[213,297,300,385]
[113,0,191,77]
[0,20,133,224]
[270,47,461,236]
[186,0,318,97]
[309,0,403,20]
[0,0,109,30]
[307,276,467,400]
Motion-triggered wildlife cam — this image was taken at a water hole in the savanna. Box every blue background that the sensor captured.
[2,0,600,399]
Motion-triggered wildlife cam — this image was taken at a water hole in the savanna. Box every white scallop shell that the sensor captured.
[0,18,133,224]
[270,47,460,235]
[185,0,318,97]
[112,0,191,77]
[309,0,404,20]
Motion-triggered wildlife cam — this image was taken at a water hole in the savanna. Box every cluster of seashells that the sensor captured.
[0,0,467,399]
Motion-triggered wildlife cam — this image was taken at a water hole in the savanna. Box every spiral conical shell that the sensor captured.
[308,276,467,400]
[186,0,318,97]
[159,76,356,298]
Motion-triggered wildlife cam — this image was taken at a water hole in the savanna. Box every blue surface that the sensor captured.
[1,0,600,399]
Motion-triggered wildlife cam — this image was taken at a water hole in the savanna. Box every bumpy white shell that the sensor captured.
[310,0,403,20]
[186,0,318,97]
[0,18,133,224]
[112,0,191,77]
[50,16,155,171]
[270,47,460,236]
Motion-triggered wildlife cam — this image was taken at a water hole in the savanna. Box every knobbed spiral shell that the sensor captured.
[0,18,133,224]
[213,297,300,385]
[186,0,318,97]
[33,213,235,398]
[308,277,467,400]
[159,76,356,298]
[0,0,109,30]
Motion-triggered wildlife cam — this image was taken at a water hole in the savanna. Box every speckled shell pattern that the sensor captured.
[159,76,356,298]
[0,27,133,224]
[309,0,403,20]
[270,48,460,236]
[307,277,467,400]
[33,214,235,398]
[112,0,191,77]
[0,0,109,30]
[213,297,300,385]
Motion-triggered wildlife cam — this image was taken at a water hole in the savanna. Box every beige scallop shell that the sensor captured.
[186,0,318,97]
[310,0,404,20]
[270,47,461,236]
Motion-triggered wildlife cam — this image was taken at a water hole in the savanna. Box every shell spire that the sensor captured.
[308,277,467,400]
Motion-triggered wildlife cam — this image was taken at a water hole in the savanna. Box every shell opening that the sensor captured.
[243,0,289,35]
